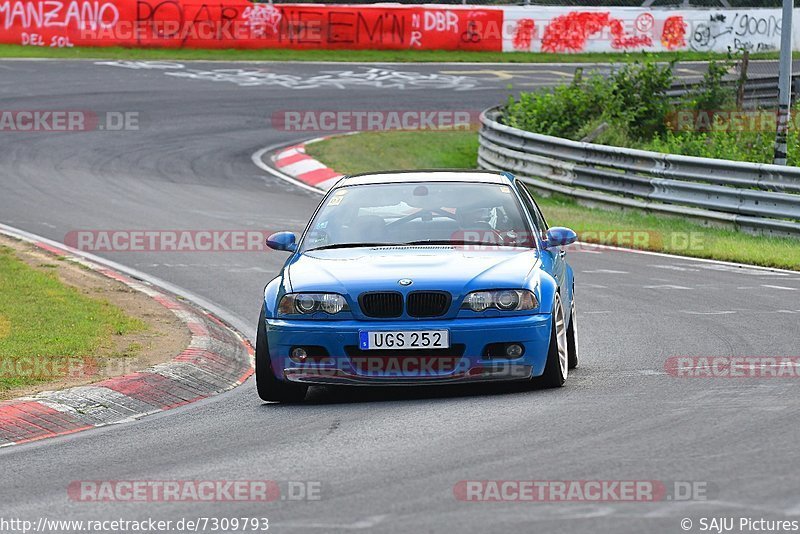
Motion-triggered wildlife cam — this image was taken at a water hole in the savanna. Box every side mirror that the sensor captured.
[266,231,297,252]
[545,227,577,248]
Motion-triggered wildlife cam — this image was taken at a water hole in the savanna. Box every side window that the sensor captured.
[531,197,549,233]
[515,182,547,239]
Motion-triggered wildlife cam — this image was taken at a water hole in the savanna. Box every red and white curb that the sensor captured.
[267,136,345,192]
[0,227,253,448]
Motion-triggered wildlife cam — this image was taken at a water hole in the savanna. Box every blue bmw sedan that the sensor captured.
[258,170,578,402]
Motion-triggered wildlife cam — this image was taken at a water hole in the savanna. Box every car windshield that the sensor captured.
[300,181,535,252]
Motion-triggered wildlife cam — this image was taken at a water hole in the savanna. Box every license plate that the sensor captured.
[359,330,449,350]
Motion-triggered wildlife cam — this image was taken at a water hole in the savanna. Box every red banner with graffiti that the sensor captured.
[0,2,783,53]
[0,1,504,50]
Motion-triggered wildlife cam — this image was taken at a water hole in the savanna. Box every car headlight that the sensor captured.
[461,290,538,312]
[278,293,349,315]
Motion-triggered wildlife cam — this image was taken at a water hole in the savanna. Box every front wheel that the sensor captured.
[255,304,308,403]
[567,296,578,370]
[538,293,568,388]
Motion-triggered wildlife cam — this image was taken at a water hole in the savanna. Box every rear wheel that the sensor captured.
[567,295,579,370]
[255,304,308,403]
[538,293,568,388]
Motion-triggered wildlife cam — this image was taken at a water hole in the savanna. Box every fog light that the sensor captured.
[505,344,524,358]
[291,347,308,362]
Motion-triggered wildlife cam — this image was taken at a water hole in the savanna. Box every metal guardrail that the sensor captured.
[478,107,800,236]
[667,74,800,109]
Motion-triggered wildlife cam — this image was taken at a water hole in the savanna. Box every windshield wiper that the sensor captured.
[403,239,502,246]
[307,240,530,251]
[306,242,397,251]
[402,239,534,248]
[400,239,465,246]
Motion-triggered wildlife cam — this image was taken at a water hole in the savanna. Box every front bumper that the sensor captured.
[266,314,552,386]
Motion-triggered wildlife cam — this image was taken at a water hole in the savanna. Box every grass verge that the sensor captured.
[305,130,800,271]
[0,244,145,393]
[0,45,779,63]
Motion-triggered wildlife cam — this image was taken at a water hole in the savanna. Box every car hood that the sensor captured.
[286,246,540,296]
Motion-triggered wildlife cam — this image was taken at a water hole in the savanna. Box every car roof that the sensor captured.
[336,170,515,188]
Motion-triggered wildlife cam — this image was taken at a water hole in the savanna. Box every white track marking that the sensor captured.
[694,263,790,276]
[786,502,800,515]
[682,310,737,315]
[762,285,798,291]
[275,147,302,159]
[581,242,799,275]
[316,177,343,190]
[644,285,691,290]
[651,264,700,272]
[277,515,388,530]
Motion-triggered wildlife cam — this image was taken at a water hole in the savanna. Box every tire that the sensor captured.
[255,304,308,403]
[567,295,579,370]
[538,293,568,388]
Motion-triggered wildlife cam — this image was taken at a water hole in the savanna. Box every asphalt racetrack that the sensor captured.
[1,59,799,533]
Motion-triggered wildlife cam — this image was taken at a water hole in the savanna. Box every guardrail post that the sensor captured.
[736,50,749,111]
[774,0,794,165]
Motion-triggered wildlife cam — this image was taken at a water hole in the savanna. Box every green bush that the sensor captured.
[686,58,736,115]
[646,113,800,165]
[503,74,610,139]
[500,57,800,167]
[503,59,674,143]
[603,61,674,140]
